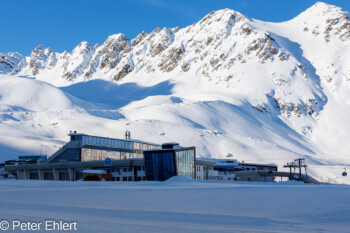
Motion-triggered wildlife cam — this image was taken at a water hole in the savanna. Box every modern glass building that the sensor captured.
[5,134,198,182]
[144,143,196,181]
[46,132,161,163]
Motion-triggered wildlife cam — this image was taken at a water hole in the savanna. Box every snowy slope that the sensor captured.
[250,2,350,181]
[0,2,350,183]
[0,75,122,161]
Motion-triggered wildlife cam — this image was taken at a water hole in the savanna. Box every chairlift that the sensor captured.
[342,168,347,177]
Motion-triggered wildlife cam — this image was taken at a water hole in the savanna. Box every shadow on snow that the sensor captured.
[61,79,175,109]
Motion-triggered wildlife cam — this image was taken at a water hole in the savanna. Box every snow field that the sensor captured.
[0,179,349,232]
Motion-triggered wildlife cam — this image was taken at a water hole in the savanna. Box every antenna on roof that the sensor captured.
[125,122,131,140]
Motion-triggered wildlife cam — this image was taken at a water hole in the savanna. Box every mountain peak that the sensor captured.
[106,33,128,42]
[31,44,47,55]
[71,41,94,56]
[33,44,46,50]
[289,2,350,42]
[100,33,130,54]
[199,8,247,25]
[311,2,343,11]
[77,41,92,48]
[295,2,348,21]
[131,31,148,47]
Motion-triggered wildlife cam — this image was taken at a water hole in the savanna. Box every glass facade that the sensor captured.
[82,136,134,149]
[67,134,161,162]
[81,147,140,161]
[144,148,196,181]
[175,149,195,179]
[144,151,176,181]
[50,148,81,163]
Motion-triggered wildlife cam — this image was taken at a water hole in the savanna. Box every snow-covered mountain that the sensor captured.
[1,2,350,183]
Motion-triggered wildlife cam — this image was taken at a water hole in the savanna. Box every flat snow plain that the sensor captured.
[0,177,349,233]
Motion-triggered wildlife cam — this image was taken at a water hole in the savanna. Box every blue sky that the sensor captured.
[1,0,349,56]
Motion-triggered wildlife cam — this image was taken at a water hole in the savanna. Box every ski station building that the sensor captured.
[4,132,279,182]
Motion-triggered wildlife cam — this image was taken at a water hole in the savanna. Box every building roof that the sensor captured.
[195,159,216,166]
[197,158,239,165]
[70,132,161,147]
[68,133,86,136]
[162,142,179,146]
[196,158,277,167]
[144,146,195,152]
[241,162,277,167]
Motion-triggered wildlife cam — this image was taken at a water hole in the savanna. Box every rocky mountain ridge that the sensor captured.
[2,3,346,120]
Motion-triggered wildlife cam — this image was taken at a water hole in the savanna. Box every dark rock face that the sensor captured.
[114,64,132,81]
[0,53,24,74]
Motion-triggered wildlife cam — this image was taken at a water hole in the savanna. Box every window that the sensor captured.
[96,137,101,145]
[144,151,176,181]
[122,177,127,181]
[175,149,195,179]
[116,177,120,181]
[128,176,132,181]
